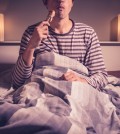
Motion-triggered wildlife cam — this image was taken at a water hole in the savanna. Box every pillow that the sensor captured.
[0,69,12,84]
[107,75,120,86]
[0,68,13,96]
[0,64,14,84]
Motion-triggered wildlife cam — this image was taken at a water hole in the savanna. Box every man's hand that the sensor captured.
[22,21,50,66]
[28,21,50,49]
[60,71,88,83]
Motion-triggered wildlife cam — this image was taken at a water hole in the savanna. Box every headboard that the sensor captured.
[0,42,120,78]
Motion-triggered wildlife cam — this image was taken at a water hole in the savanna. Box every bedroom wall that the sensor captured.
[101,46,120,71]
[0,0,120,41]
[0,44,120,71]
[0,0,120,71]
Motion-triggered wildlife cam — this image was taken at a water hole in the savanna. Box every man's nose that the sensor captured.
[57,0,64,3]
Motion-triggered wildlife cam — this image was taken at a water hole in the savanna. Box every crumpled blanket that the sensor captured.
[0,51,120,134]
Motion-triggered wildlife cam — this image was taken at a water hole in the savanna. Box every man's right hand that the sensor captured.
[22,21,50,66]
[28,21,50,49]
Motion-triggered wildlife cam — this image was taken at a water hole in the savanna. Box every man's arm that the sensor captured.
[12,21,50,89]
[61,29,108,90]
[12,28,34,89]
[83,29,108,90]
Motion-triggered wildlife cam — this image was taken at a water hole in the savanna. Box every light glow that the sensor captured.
[118,15,120,41]
[0,13,4,41]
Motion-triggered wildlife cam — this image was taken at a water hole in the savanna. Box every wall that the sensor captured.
[101,45,120,71]
[0,45,19,63]
[0,0,120,71]
[0,0,120,41]
[0,43,120,71]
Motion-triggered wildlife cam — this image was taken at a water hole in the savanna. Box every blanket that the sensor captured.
[0,51,120,134]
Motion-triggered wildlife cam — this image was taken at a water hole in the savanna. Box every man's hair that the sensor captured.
[42,0,74,5]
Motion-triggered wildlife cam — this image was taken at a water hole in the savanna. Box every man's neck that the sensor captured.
[50,17,73,34]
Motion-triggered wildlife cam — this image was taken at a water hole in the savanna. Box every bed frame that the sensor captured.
[0,64,120,78]
[108,71,120,78]
[0,42,120,78]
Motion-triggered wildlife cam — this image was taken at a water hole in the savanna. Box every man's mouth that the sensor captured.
[57,6,64,11]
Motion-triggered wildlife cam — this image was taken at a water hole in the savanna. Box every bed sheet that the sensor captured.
[0,52,120,134]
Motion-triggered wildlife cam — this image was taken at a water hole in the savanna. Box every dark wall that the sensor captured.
[0,0,120,41]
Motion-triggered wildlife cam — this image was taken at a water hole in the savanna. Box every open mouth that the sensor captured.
[57,6,64,11]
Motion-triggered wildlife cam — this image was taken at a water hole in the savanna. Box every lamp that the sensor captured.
[118,14,120,41]
[0,13,4,41]
[110,14,120,41]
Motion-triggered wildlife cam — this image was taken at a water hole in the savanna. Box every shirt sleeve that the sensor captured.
[12,28,33,89]
[83,29,108,90]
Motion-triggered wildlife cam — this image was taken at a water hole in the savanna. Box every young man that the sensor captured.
[12,0,108,90]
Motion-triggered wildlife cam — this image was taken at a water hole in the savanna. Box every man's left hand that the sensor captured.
[60,71,88,83]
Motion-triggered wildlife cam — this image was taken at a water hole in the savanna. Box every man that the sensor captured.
[12,0,108,90]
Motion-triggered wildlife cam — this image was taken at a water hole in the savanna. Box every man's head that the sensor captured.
[43,0,74,20]
[42,0,74,6]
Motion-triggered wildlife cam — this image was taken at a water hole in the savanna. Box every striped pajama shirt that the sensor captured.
[12,20,108,90]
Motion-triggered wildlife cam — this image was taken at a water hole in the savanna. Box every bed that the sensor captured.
[0,52,120,134]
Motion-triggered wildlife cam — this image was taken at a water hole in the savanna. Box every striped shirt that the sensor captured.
[12,20,108,90]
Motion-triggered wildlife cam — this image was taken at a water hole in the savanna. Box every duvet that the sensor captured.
[0,51,120,134]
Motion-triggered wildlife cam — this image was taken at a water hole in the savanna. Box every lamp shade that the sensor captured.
[0,13,4,41]
[118,15,120,41]
[110,14,120,41]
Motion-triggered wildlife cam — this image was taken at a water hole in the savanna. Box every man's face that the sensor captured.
[47,0,73,19]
